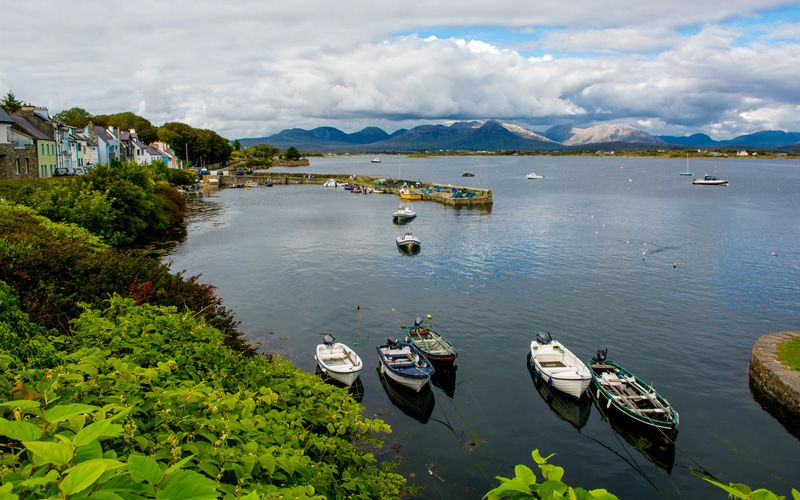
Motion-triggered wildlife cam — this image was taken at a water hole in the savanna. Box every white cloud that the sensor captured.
[0,1,798,139]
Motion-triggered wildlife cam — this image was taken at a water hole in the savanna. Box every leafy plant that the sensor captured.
[700,476,800,500]
[484,450,617,500]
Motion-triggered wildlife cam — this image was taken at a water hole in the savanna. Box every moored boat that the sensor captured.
[392,204,417,223]
[526,172,545,179]
[371,157,382,163]
[377,338,434,392]
[399,183,423,200]
[396,230,421,253]
[406,317,457,362]
[586,349,679,433]
[528,331,591,399]
[692,175,728,186]
[314,334,363,387]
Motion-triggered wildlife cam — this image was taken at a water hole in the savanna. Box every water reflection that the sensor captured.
[528,366,591,430]
[590,390,677,474]
[377,366,436,423]
[315,366,364,403]
[431,362,457,398]
[749,378,800,440]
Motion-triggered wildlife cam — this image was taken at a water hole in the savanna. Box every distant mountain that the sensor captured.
[238,121,799,152]
[549,124,664,146]
[659,133,718,147]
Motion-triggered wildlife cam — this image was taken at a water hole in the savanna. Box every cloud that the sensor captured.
[1,1,798,139]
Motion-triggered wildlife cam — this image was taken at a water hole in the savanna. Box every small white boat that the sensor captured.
[693,175,728,186]
[314,334,363,387]
[371,157,382,163]
[526,172,545,179]
[323,178,337,187]
[528,331,592,399]
[396,230,421,253]
[392,204,417,223]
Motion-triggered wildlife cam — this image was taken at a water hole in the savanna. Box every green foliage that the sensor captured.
[700,476,800,500]
[166,167,196,187]
[245,144,280,160]
[777,338,800,370]
[0,291,406,498]
[94,112,158,143]
[232,139,241,151]
[158,122,232,166]
[1,91,22,113]
[484,450,617,500]
[53,107,93,128]
[285,146,302,160]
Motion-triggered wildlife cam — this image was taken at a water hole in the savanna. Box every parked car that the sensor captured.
[53,167,71,177]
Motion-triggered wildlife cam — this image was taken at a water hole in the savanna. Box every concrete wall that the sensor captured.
[0,143,38,179]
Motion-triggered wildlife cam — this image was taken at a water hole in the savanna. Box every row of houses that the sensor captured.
[0,105,180,179]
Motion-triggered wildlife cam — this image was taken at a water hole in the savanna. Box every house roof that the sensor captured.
[11,114,53,141]
[145,144,164,156]
[94,125,113,142]
[0,107,13,124]
[119,131,132,141]
[80,134,98,147]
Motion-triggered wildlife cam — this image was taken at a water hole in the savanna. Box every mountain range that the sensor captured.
[238,120,800,152]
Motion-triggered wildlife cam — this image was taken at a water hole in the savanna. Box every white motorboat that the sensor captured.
[396,230,421,253]
[693,175,728,186]
[526,172,545,179]
[528,331,592,399]
[392,204,417,223]
[370,157,382,163]
[323,178,338,187]
[314,334,363,387]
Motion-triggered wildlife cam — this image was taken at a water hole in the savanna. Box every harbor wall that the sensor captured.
[749,331,800,437]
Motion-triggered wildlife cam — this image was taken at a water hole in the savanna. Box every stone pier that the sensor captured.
[749,331,800,437]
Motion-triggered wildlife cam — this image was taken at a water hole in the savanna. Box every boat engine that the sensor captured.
[414,317,424,328]
[593,348,608,363]
[322,332,335,345]
[387,337,399,347]
[536,330,553,345]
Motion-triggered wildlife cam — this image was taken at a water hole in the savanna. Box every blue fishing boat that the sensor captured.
[377,338,434,392]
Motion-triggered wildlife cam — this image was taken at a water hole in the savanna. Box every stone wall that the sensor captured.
[749,331,800,437]
[0,143,40,179]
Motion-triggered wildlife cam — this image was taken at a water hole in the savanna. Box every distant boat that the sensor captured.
[680,154,693,176]
[462,172,475,177]
[314,334,363,387]
[693,175,728,186]
[371,157,381,163]
[586,349,679,433]
[526,172,545,179]
[399,183,422,200]
[377,338,434,392]
[528,331,591,399]
[392,204,417,224]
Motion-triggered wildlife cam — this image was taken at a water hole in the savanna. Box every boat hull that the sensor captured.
[377,342,434,392]
[315,342,363,387]
[407,328,457,362]
[399,193,422,200]
[529,341,591,399]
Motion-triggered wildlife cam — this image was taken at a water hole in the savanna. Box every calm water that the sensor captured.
[166,155,800,498]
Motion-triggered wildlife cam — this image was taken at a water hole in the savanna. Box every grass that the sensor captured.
[777,337,800,370]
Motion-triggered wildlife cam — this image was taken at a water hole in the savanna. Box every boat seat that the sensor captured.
[539,360,567,368]
[546,366,578,374]
[319,353,345,361]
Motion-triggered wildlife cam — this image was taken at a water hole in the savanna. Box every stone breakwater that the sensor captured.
[749,331,800,437]
[206,172,493,207]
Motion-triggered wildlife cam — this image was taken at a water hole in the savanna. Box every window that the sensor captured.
[25,158,29,174]
[15,159,20,175]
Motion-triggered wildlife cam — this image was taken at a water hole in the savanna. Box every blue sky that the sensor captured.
[0,0,798,139]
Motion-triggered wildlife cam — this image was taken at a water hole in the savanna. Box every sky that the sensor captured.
[1,1,799,140]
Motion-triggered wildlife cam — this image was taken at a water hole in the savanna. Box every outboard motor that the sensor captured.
[536,330,553,345]
[387,337,399,347]
[593,348,608,364]
[322,333,335,345]
[414,317,423,328]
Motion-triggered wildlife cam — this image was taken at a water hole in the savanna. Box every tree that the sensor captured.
[54,107,93,128]
[158,122,232,166]
[284,146,301,161]
[232,139,241,151]
[1,91,22,113]
[94,112,158,143]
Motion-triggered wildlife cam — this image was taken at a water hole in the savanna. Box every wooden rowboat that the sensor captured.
[528,331,591,399]
[406,317,457,362]
[377,338,434,392]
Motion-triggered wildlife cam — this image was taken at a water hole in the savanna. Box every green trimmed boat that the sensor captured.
[586,349,678,433]
[405,317,457,362]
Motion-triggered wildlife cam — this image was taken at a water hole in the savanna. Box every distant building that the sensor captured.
[736,150,749,156]
[150,141,178,167]
[0,107,38,179]
[90,125,120,165]
[11,113,57,177]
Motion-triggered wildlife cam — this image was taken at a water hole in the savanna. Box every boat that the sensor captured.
[528,331,591,399]
[586,349,679,433]
[351,187,363,194]
[399,183,423,200]
[396,230,421,254]
[371,157,381,163]
[323,178,338,187]
[263,180,273,187]
[693,175,728,186]
[314,334,364,387]
[406,317,457,362]
[462,172,475,177]
[526,172,545,179]
[377,366,435,423]
[392,204,417,224]
[377,337,434,392]
[679,153,693,176]
[244,180,257,188]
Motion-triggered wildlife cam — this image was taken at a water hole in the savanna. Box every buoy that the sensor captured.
[673,262,677,268]
[355,304,360,311]
[426,314,432,320]
[771,250,778,257]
